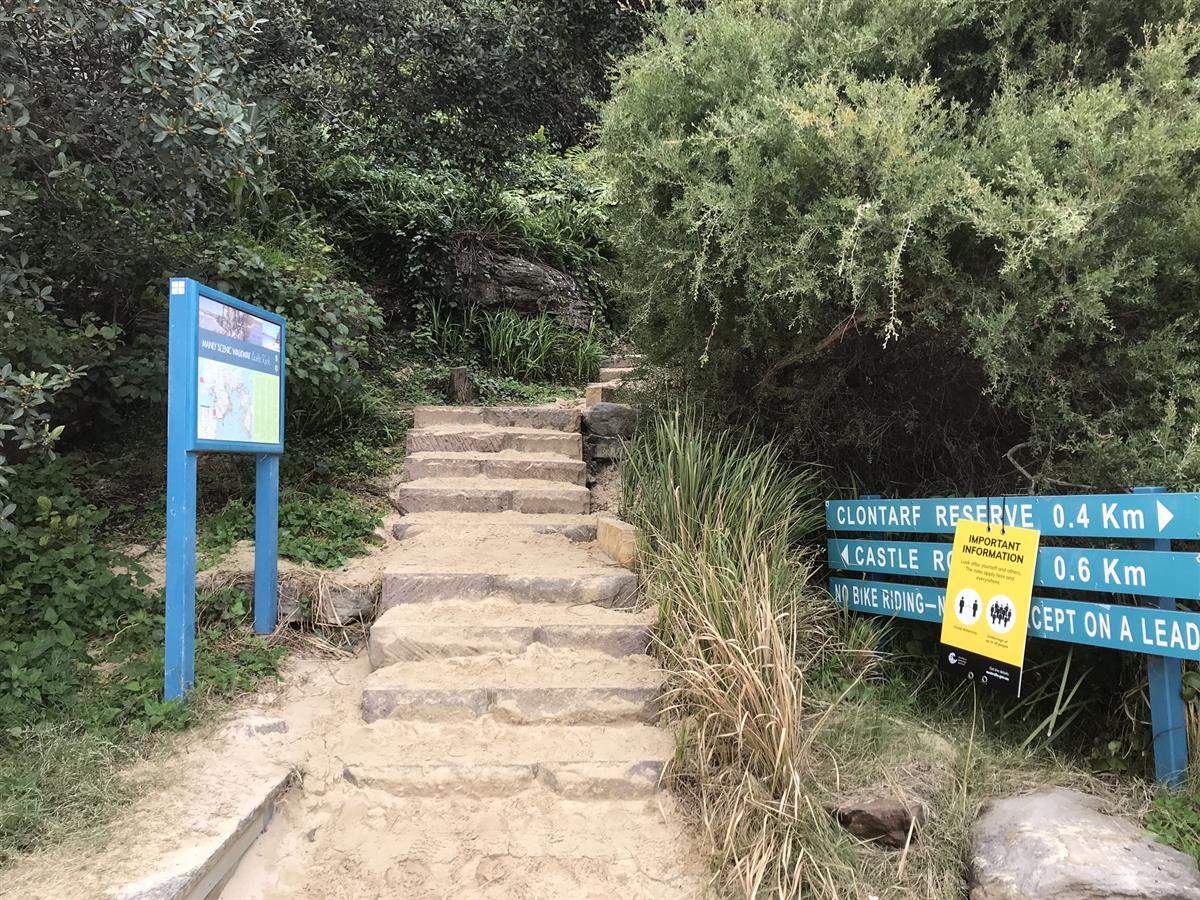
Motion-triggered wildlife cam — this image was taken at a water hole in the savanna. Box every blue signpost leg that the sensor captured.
[164,449,197,700]
[254,453,280,635]
[164,280,200,702]
[1134,486,1188,787]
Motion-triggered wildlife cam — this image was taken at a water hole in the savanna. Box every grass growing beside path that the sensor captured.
[621,408,1136,897]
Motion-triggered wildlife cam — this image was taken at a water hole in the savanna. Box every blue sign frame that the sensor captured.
[165,278,285,701]
[827,489,1196,787]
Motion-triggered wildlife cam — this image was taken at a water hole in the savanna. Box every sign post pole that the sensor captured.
[254,453,280,634]
[165,278,200,701]
[1134,486,1188,786]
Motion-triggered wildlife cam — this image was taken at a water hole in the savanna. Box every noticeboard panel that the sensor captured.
[196,295,283,446]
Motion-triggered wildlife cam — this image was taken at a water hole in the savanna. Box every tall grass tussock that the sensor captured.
[623,408,867,894]
[416,302,607,384]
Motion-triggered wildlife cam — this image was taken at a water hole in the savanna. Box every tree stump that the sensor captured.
[447,366,476,404]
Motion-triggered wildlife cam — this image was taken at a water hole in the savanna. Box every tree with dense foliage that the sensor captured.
[599,0,1200,493]
[0,0,631,729]
[0,0,635,511]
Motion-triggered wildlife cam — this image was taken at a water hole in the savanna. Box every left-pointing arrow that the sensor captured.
[840,545,850,565]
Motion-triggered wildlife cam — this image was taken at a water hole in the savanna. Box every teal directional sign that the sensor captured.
[829,578,1200,661]
[827,538,1200,600]
[826,488,1200,787]
[826,493,1200,540]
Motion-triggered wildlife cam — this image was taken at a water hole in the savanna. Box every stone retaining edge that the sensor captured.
[115,768,297,900]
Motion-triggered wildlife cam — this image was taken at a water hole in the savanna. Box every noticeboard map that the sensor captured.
[196,296,282,444]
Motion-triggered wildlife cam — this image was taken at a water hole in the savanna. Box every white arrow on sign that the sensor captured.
[840,545,850,565]
[1157,500,1174,533]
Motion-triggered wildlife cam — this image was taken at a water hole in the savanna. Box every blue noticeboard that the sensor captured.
[165,278,285,701]
[827,490,1200,787]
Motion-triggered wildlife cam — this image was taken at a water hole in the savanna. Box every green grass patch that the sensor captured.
[0,725,145,868]
[1146,790,1200,864]
[199,489,383,569]
[413,303,609,385]
[0,583,285,869]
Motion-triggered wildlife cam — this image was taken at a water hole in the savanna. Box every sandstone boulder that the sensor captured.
[831,798,925,848]
[585,402,638,438]
[970,788,1200,899]
[456,245,592,330]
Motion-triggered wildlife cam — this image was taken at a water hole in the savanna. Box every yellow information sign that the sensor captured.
[938,518,1041,695]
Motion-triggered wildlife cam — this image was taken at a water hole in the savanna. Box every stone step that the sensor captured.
[403,451,586,486]
[361,649,661,725]
[226,792,705,899]
[605,354,643,369]
[413,405,581,433]
[584,381,622,409]
[368,600,654,666]
[394,477,590,515]
[341,721,671,799]
[597,366,635,382]
[381,571,638,610]
[392,512,597,543]
[406,425,581,458]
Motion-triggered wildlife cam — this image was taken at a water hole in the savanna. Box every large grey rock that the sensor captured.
[456,245,593,330]
[585,434,626,463]
[585,402,638,438]
[970,788,1200,900]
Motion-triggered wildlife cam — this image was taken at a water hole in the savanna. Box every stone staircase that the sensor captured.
[585,353,642,410]
[329,384,703,896]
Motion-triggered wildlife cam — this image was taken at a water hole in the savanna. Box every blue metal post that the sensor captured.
[1134,486,1189,786]
[165,280,199,701]
[254,453,280,634]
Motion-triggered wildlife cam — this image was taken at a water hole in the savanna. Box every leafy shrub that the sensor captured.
[0,462,151,727]
[176,230,384,425]
[200,489,382,569]
[1147,789,1200,864]
[293,0,648,168]
[0,581,283,866]
[598,0,1200,493]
